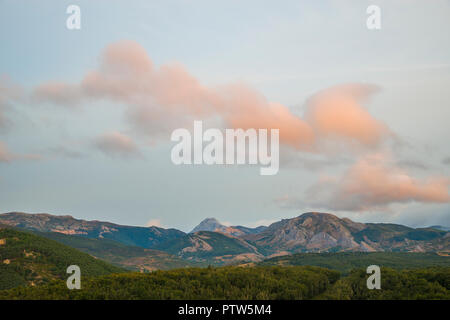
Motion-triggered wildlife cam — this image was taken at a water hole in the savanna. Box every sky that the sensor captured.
[1,0,450,231]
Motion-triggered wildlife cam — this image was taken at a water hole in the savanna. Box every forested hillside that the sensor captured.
[0,266,339,299]
[1,265,448,300]
[0,226,124,290]
[320,267,450,299]
[0,212,185,248]
[258,252,450,274]
[34,231,198,271]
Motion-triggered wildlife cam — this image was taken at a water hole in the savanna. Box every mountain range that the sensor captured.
[0,211,448,266]
[0,212,184,247]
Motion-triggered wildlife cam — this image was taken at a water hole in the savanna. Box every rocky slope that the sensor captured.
[154,231,263,264]
[243,212,449,254]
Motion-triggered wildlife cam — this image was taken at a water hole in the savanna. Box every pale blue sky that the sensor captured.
[1,0,450,231]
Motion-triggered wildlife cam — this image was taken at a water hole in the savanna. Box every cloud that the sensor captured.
[7,40,448,217]
[282,154,450,211]
[304,83,390,149]
[32,40,391,152]
[443,157,450,165]
[93,131,142,158]
[0,141,40,162]
[219,85,314,149]
[145,219,163,228]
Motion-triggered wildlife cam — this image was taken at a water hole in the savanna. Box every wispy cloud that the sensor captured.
[93,131,142,158]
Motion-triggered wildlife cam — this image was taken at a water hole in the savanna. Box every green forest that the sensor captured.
[259,252,450,274]
[0,265,449,300]
[34,230,199,270]
[0,227,124,290]
[0,266,340,299]
[319,267,449,300]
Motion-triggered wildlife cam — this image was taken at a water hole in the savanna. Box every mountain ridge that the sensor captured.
[243,212,449,254]
[0,211,185,248]
[1,211,448,265]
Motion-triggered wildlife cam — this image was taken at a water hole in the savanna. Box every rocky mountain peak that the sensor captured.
[190,218,224,233]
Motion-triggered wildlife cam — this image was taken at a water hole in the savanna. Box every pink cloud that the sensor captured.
[145,219,163,228]
[299,154,450,211]
[304,84,390,148]
[218,85,315,149]
[32,41,390,152]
